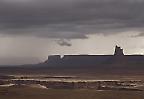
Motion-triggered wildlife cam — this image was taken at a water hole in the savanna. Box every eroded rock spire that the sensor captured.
[114,45,124,56]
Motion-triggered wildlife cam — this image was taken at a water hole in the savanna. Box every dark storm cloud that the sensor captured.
[57,39,72,46]
[0,0,144,39]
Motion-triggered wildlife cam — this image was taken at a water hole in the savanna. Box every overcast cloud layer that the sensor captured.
[0,0,144,40]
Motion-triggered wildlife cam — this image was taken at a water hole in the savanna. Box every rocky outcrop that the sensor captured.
[114,45,124,56]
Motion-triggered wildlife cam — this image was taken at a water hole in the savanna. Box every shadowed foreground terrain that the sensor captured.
[0,87,144,99]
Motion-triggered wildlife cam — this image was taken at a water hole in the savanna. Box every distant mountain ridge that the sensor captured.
[40,45,144,67]
[0,45,144,74]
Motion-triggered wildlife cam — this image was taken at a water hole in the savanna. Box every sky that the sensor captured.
[0,0,144,65]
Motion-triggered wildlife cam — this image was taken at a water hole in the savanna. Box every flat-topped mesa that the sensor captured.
[114,45,124,56]
[44,55,61,64]
[43,45,144,67]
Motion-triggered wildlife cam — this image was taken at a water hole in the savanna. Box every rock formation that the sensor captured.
[42,45,144,67]
[114,45,124,56]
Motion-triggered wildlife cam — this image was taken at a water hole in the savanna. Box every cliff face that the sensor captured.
[43,46,144,67]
